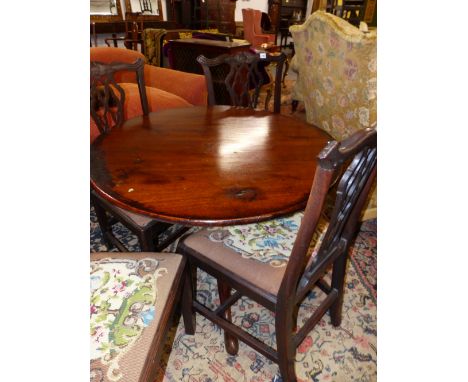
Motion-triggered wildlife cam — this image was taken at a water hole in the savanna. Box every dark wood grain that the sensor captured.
[90,106,331,226]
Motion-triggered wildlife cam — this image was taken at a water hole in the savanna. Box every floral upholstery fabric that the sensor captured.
[290,12,377,219]
[290,11,376,140]
[142,28,166,67]
[206,212,328,268]
[90,252,184,382]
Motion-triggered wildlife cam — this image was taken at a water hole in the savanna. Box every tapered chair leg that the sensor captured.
[276,310,298,382]
[182,262,196,334]
[218,279,239,355]
[329,253,349,327]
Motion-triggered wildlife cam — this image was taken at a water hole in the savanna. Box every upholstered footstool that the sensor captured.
[90,252,186,382]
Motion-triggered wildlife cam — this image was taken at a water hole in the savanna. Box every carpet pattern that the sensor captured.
[90,207,377,382]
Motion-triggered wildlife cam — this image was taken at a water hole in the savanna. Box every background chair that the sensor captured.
[90,57,189,252]
[278,18,291,48]
[90,251,186,382]
[242,8,276,48]
[178,128,377,382]
[103,21,144,51]
[197,51,287,113]
[290,11,377,220]
[338,0,366,27]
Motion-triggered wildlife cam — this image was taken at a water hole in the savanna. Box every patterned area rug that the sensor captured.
[90,207,377,382]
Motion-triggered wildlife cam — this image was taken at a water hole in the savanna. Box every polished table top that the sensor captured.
[90,106,331,226]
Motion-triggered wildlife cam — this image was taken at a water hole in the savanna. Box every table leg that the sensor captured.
[218,279,239,355]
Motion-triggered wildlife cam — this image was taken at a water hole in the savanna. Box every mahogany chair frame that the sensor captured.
[178,128,377,381]
[90,58,188,252]
[197,51,287,113]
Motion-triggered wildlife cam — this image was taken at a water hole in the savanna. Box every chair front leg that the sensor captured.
[275,308,298,382]
[217,279,239,355]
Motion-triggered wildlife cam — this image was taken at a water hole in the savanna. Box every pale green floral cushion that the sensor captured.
[207,212,328,268]
[90,257,167,381]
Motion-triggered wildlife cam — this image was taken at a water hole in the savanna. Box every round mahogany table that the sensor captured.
[91,106,331,227]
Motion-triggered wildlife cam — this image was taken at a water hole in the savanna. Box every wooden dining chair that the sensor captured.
[177,128,377,382]
[90,251,186,382]
[197,51,287,113]
[90,58,189,252]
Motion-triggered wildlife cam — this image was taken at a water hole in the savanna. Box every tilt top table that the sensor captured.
[90,106,331,227]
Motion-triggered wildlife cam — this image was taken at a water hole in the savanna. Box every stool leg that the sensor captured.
[182,262,196,334]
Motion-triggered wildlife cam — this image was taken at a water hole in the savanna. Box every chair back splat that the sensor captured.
[177,127,377,382]
[197,51,287,113]
[90,58,148,135]
[280,128,377,344]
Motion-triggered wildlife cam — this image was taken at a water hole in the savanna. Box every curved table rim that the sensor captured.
[91,106,332,227]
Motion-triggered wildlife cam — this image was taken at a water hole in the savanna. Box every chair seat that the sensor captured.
[113,204,154,227]
[92,191,154,227]
[90,252,185,382]
[182,212,328,296]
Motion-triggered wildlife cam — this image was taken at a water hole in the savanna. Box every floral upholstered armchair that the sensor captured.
[90,252,186,382]
[290,11,377,220]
